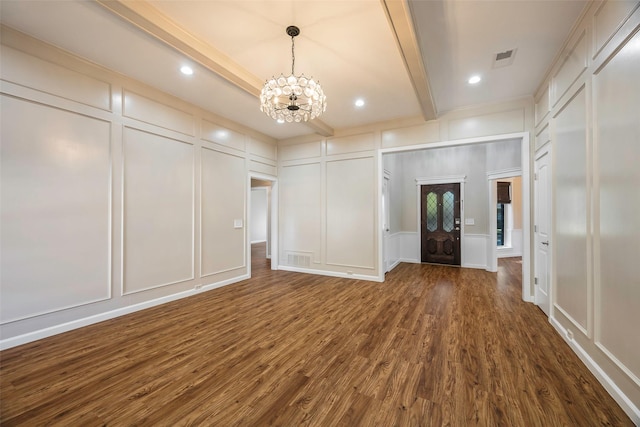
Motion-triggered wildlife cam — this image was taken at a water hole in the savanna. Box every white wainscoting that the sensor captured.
[386,232,488,271]
[0,95,112,324]
[497,228,523,258]
[0,30,263,349]
[463,234,489,269]
[387,232,420,271]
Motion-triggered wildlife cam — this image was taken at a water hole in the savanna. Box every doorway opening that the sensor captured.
[487,168,522,272]
[249,175,278,277]
[379,132,532,303]
[492,175,523,259]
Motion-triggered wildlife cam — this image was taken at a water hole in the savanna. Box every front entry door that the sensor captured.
[421,183,461,265]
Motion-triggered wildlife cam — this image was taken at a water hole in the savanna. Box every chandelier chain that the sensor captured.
[291,34,295,75]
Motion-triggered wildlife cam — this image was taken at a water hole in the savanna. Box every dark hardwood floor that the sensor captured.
[0,244,632,426]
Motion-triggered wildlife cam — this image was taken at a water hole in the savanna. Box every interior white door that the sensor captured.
[534,148,551,316]
[383,175,391,272]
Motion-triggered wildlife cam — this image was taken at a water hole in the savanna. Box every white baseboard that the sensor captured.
[278,265,382,283]
[463,233,489,270]
[387,258,420,272]
[462,263,488,269]
[387,259,402,272]
[497,246,523,258]
[0,274,249,351]
[550,317,640,424]
[251,239,267,244]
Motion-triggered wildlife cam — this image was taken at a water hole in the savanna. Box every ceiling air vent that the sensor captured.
[493,48,517,68]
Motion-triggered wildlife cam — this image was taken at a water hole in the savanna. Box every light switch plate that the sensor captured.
[233,219,243,228]
[465,218,475,225]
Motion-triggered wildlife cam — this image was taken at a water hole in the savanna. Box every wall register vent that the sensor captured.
[287,253,311,267]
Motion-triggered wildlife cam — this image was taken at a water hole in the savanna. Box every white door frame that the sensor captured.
[248,172,278,275]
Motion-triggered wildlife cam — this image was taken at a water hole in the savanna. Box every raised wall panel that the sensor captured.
[123,91,195,136]
[593,1,640,58]
[536,124,551,152]
[552,31,588,107]
[201,148,245,276]
[535,85,550,126]
[201,120,245,152]
[448,108,524,140]
[123,127,194,294]
[326,157,376,269]
[0,46,111,111]
[554,86,588,332]
[381,122,440,148]
[327,133,375,156]
[0,96,111,323]
[279,141,322,161]
[280,163,321,263]
[249,160,276,176]
[462,234,489,269]
[248,137,276,161]
[594,30,640,381]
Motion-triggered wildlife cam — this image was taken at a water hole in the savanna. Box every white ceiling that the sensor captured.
[0,0,587,141]
[410,0,589,113]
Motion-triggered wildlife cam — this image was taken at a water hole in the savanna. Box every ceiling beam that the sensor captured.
[381,0,437,121]
[95,0,334,137]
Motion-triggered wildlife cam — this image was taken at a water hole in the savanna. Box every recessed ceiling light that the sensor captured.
[277,119,285,124]
[355,98,365,107]
[468,75,481,85]
[180,65,194,75]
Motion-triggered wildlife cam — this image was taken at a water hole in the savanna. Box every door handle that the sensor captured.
[541,241,549,246]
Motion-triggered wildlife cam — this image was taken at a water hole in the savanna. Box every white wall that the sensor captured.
[279,99,533,286]
[534,2,640,420]
[278,134,378,279]
[250,188,268,243]
[0,28,277,348]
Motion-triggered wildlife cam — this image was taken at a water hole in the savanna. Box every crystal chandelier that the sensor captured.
[260,26,327,123]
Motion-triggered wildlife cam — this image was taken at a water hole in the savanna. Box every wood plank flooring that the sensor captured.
[0,244,633,426]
